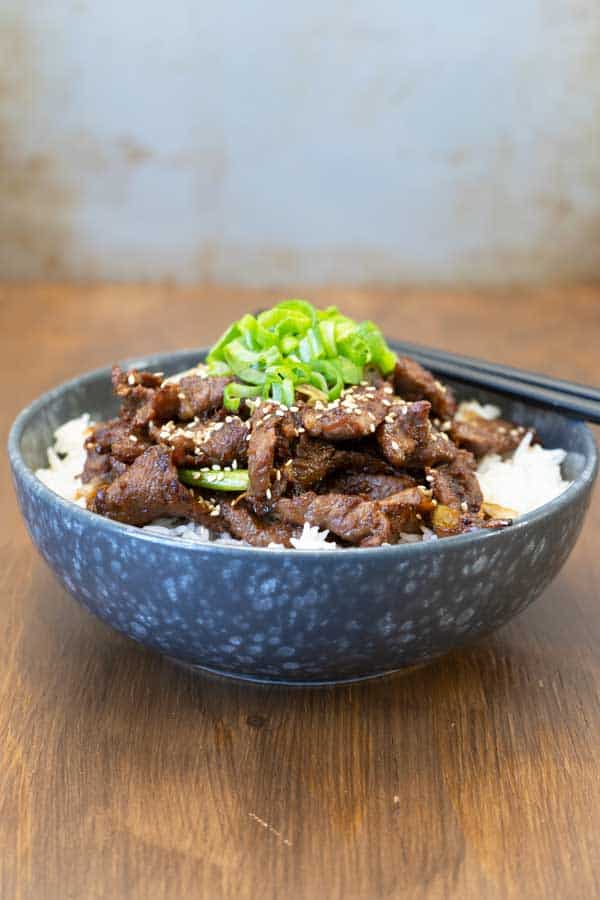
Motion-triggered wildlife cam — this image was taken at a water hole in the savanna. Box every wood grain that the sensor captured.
[1,283,599,900]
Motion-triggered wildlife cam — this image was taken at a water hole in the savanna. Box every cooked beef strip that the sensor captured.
[158,416,249,468]
[330,448,396,475]
[274,488,430,547]
[218,501,297,548]
[81,418,148,482]
[172,374,232,421]
[393,357,456,419]
[246,402,297,513]
[322,471,417,500]
[376,399,457,469]
[112,367,163,426]
[112,367,163,393]
[287,435,396,492]
[426,449,483,514]
[378,487,436,540]
[450,415,528,458]
[287,436,338,489]
[90,446,215,526]
[274,492,390,546]
[81,447,127,485]
[301,385,388,441]
[115,369,233,431]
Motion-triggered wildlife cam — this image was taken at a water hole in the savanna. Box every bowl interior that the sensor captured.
[15,348,595,488]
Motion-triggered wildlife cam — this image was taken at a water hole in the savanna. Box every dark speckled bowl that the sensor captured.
[9,348,598,684]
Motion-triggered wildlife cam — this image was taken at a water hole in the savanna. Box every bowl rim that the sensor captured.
[8,349,599,559]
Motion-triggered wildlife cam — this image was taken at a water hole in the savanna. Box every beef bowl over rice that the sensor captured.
[9,301,598,683]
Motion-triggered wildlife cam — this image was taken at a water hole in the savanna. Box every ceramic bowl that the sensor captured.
[9,348,598,684]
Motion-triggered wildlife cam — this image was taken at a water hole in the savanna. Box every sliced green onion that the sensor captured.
[271,377,295,407]
[356,322,397,374]
[223,381,261,411]
[319,319,337,357]
[336,356,363,385]
[206,359,230,376]
[298,326,324,363]
[206,299,397,407]
[336,331,371,366]
[311,360,344,401]
[179,468,249,491]
[280,335,299,355]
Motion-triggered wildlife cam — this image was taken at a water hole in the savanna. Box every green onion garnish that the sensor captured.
[206,299,397,411]
[179,468,249,491]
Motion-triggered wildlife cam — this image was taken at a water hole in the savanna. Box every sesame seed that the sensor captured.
[391,440,399,451]
[460,501,468,512]
[225,416,233,423]
[213,423,224,431]
[290,406,299,413]
[201,467,210,472]
[211,464,221,470]
[210,506,221,516]
[266,488,272,500]
[129,435,138,442]
[153,371,164,378]
[245,433,252,441]
[370,424,376,432]
[127,374,136,385]
[383,386,394,394]
[276,469,281,481]
[382,399,391,406]
[232,459,238,469]
[360,380,368,386]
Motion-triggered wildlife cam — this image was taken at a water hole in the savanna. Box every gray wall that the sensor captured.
[1,1,599,285]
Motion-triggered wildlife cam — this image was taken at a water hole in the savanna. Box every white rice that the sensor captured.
[35,403,571,548]
[35,414,92,508]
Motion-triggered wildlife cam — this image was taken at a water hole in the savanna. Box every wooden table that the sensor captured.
[1,284,599,900]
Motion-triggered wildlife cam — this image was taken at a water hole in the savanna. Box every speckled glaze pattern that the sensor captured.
[9,349,599,684]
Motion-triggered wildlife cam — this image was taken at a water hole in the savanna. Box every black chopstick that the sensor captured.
[393,339,600,402]
[389,341,600,424]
